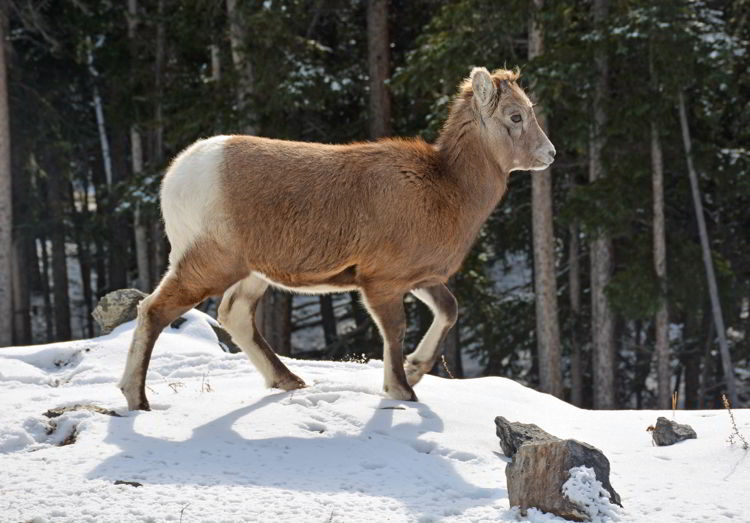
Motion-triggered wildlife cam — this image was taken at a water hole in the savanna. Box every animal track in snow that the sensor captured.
[299,421,327,433]
[408,439,479,462]
[287,392,341,407]
[445,450,478,462]
[361,461,386,470]
[411,439,438,454]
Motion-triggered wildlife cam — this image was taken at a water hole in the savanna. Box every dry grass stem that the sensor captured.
[721,393,749,450]
[441,355,455,379]
[201,372,213,393]
[179,502,191,523]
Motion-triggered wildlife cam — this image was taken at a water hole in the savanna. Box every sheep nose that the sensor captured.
[548,149,556,159]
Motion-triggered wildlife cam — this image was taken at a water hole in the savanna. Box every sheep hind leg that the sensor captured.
[119,270,211,411]
[218,274,305,391]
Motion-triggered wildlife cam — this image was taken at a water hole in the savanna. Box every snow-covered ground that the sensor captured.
[1,311,748,523]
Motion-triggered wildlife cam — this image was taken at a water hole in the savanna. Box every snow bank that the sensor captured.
[1,311,748,522]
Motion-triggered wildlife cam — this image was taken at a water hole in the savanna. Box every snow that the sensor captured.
[561,467,621,523]
[1,311,749,522]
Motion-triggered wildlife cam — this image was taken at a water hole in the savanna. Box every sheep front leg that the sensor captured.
[404,284,458,386]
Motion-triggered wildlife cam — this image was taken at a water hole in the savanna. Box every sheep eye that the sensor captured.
[510,114,522,123]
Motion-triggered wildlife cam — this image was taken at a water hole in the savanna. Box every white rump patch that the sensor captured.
[160,135,230,265]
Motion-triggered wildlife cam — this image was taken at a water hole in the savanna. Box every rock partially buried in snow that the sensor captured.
[92,288,241,353]
[505,439,622,521]
[650,416,697,446]
[92,288,147,334]
[494,415,559,458]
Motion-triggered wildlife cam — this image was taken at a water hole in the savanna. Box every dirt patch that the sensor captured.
[40,404,121,447]
[43,404,122,418]
[114,480,143,488]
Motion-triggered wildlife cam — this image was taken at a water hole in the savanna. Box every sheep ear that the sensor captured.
[471,67,495,110]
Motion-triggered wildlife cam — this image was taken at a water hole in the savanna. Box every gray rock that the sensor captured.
[506,439,622,521]
[92,289,147,334]
[208,322,242,354]
[92,288,242,354]
[651,416,697,446]
[494,416,559,458]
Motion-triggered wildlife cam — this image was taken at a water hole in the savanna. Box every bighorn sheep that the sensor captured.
[120,67,555,410]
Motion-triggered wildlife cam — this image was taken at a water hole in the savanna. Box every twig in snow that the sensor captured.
[179,502,191,523]
[722,393,749,450]
[201,372,213,393]
[441,355,455,379]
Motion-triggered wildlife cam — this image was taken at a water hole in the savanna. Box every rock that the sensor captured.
[494,416,559,457]
[170,316,188,329]
[506,439,622,521]
[114,480,143,488]
[44,404,121,418]
[650,416,697,446]
[209,323,242,354]
[92,288,147,334]
[92,288,242,353]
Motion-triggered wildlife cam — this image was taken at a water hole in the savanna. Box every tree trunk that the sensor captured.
[649,45,671,409]
[129,0,151,292]
[348,291,373,356]
[133,133,151,291]
[11,238,31,344]
[366,0,392,138]
[107,133,128,292]
[89,169,108,296]
[261,291,292,356]
[45,169,71,341]
[39,236,54,342]
[210,43,221,82]
[0,6,12,347]
[684,349,700,409]
[589,0,616,409]
[528,0,562,398]
[320,295,338,345]
[154,0,165,163]
[89,37,127,291]
[698,314,714,409]
[87,39,113,188]
[70,181,94,338]
[441,315,463,378]
[227,0,257,134]
[10,54,31,344]
[149,0,167,284]
[568,220,583,406]
[651,118,670,408]
[677,90,738,406]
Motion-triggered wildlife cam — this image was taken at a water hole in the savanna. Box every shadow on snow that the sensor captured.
[88,391,503,517]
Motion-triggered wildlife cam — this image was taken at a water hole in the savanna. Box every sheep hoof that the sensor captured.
[273,373,307,391]
[404,359,429,387]
[384,382,418,402]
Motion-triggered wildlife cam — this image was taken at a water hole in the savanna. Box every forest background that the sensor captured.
[0,0,748,411]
